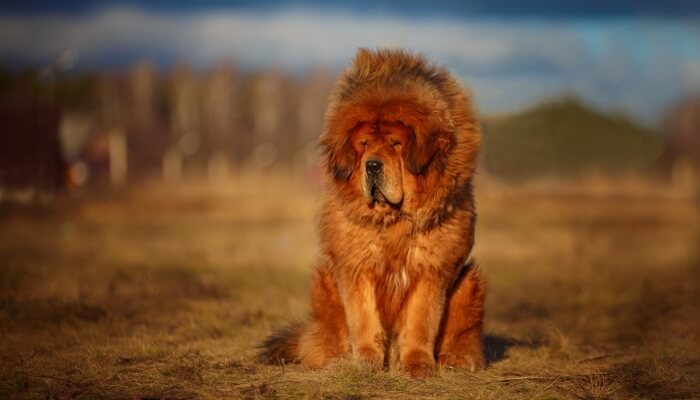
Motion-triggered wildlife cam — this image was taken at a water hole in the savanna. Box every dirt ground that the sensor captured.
[1,175,699,399]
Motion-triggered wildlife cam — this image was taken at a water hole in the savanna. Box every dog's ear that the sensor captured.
[322,136,355,180]
[405,128,450,175]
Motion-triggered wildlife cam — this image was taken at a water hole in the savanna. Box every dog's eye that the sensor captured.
[360,140,369,148]
[392,141,402,150]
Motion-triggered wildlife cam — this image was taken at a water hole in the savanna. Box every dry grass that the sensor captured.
[1,174,698,399]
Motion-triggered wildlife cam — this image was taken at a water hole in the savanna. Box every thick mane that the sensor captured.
[324,48,479,172]
[337,48,448,100]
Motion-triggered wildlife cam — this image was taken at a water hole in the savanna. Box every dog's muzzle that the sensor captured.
[365,159,387,204]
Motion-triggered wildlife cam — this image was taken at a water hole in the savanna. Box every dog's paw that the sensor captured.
[402,350,436,379]
[437,352,485,372]
[356,345,384,369]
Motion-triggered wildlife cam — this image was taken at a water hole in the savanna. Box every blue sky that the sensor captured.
[3,1,700,18]
[1,1,699,123]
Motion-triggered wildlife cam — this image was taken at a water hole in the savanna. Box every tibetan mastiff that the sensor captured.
[259,48,485,378]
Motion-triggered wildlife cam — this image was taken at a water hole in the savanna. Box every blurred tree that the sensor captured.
[658,96,700,186]
[482,97,663,181]
[125,61,168,178]
[202,63,237,179]
[296,70,332,175]
[167,64,202,181]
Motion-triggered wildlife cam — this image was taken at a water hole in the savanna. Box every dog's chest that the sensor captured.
[363,239,417,329]
[342,218,420,291]
[363,236,413,294]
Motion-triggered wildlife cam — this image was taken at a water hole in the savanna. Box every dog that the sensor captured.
[258,48,485,378]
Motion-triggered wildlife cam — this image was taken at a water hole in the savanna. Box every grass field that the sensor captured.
[1,175,699,399]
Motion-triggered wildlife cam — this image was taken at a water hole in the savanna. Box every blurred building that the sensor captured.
[0,100,64,198]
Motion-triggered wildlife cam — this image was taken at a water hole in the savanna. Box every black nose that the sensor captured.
[366,159,383,176]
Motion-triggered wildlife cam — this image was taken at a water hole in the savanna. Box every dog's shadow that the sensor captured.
[484,334,542,365]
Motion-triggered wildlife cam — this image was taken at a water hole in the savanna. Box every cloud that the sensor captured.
[0,7,698,121]
[0,8,513,68]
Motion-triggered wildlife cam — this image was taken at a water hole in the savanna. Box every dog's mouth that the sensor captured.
[366,179,402,208]
[363,168,403,207]
[370,184,387,204]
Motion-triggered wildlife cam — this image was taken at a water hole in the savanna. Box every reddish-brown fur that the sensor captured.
[258,48,485,378]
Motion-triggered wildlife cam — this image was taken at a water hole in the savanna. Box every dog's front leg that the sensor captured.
[341,277,385,368]
[397,277,446,378]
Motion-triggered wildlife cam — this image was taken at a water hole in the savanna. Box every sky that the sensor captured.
[1,1,699,123]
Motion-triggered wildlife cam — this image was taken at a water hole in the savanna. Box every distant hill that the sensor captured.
[481,97,663,181]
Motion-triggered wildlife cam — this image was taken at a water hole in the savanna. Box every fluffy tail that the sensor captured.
[257,322,304,365]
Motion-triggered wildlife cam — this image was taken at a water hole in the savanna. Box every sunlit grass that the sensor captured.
[0,174,698,399]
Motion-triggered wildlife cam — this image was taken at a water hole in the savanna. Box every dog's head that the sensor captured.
[320,48,479,224]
